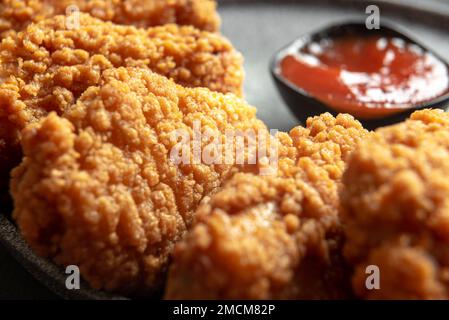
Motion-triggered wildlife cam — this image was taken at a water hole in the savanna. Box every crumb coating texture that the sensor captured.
[0,0,220,39]
[342,109,449,299]
[0,13,243,179]
[11,67,262,294]
[165,113,368,299]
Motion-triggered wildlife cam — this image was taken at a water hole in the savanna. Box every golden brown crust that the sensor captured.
[0,13,243,181]
[0,0,220,39]
[11,67,263,294]
[165,113,368,299]
[342,109,449,299]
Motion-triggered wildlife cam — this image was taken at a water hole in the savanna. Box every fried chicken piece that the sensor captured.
[0,13,243,183]
[11,67,265,295]
[165,113,369,299]
[341,109,449,299]
[0,0,219,39]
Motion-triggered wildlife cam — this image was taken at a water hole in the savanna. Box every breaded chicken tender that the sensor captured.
[0,13,243,183]
[165,113,369,299]
[11,67,265,294]
[342,109,449,299]
[0,0,219,39]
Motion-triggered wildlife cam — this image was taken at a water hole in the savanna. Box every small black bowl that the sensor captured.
[270,21,449,130]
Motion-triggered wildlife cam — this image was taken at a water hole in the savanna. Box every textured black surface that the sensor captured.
[1,0,449,300]
[0,243,57,300]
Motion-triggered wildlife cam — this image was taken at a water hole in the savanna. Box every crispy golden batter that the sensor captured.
[0,13,243,182]
[165,113,368,299]
[0,0,219,39]
[11,67,264,294]
[342,109,449,299]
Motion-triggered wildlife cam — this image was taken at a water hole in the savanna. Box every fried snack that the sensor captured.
[0,13,243,182]
[0,0,219,39]
[11,67,264,295]
[342,109,449,299]
[165,113,369,299]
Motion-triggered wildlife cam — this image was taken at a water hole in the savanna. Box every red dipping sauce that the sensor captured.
[279,35,449,119]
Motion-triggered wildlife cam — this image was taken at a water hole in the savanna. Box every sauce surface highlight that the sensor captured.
[280,35,449,119]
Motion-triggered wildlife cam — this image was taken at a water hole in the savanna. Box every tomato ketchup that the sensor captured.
[279,36,449,119]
